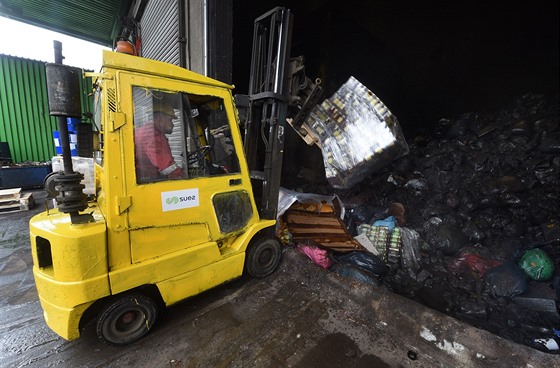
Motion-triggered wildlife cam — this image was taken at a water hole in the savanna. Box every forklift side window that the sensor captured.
[132,87,240,184]
[186,95,241,177]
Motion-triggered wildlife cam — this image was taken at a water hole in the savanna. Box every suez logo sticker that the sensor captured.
[161,188,200,212]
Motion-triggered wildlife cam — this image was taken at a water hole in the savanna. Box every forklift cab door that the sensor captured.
[118,72,257,264]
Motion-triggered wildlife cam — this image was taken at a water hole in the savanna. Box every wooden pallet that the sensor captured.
[284,209,364,253]
[0,188,34,213]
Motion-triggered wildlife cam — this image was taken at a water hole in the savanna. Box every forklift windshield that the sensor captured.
[132,87,240,184]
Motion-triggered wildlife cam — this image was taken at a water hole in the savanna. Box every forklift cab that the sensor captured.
[30,51,281,345]
[112,79,254,259]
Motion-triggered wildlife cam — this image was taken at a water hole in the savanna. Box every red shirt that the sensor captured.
[135,123,182,182]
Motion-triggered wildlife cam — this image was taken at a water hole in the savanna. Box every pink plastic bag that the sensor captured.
[449,253,502,277]
[296,244,333,269]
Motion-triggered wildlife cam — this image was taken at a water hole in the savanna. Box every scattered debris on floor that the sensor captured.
[281,93,559,354]
[0,188,34,213]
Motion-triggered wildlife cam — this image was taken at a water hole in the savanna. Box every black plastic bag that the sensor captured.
[332,251,386,277]
[330,263,379,286]
[483,261,528,298]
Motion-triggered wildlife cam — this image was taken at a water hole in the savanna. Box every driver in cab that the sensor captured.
[135,100,184,182]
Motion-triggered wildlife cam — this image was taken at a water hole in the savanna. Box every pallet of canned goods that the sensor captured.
[303,76,409,189]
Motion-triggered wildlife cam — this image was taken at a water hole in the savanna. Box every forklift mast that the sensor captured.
[242,7,323,220]
[243,7,293,220]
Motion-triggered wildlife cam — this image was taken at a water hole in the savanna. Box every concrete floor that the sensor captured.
[0,191,557,368]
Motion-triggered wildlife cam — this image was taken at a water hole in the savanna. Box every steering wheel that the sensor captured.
[186,145,211,164]
[187,145,211,159]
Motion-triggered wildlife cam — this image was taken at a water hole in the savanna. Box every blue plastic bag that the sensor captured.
[372,216,397,233]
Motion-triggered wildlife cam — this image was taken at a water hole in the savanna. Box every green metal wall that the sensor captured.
[0,54,92,163]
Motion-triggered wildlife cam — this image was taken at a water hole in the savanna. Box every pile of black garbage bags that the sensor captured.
[298,93,560,353]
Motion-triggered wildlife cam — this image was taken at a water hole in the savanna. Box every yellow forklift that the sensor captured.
[30,8,322,345]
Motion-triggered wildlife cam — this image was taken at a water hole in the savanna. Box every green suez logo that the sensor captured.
[162,189,199,212]
[166,195,196,205]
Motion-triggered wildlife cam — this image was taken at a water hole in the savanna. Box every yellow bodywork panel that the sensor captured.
[37,295,92,341]
[109,241,221,295]
[110,218,276,299]
[130,223,210,263]
[156,219,276,305]
[100,50,233,89]
[30,206,109,288]
[158,252,245,305]
[29,205,110,340]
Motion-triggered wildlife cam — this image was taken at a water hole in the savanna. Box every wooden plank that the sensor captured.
[285,211,342,226]
[0,188,22,196]
[286,209,339,218]
[286,217,341,226]
[0,203,22,212]
[293,237,352,244]
[0,204,20,211]
[323,244,362,252]
[289,226,347,232]
[292,237,351,243]
[288,221,343,227]
[283,208,363,252]
[0,188,21,200]
[0,200,20,208]
[0,192,34,213]
[294,238,360,246]
[19,192,34,209]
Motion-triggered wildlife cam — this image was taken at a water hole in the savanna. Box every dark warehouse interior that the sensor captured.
[232,0,559,136]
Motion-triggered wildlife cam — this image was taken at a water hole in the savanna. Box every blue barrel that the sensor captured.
[53,131,63,155]
[67,117,80,133]
[53,130,78,156]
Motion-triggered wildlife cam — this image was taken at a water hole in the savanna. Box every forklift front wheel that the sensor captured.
[96,293,158,345]
[245,237,282,278]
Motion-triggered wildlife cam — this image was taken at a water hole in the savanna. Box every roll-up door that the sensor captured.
[141,0,180,65]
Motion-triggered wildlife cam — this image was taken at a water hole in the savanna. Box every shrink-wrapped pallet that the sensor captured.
[303,76,409,189]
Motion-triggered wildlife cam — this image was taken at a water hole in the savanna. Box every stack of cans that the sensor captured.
[304,76,409,189]
[386,227,402,265]
[356,223,403,266]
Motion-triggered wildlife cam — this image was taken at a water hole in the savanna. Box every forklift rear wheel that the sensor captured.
[245,237,282,278]
[96,293,158,345]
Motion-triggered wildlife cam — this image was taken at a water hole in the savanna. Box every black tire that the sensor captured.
[96,293,158,345]
[43,171,61,198]
[245,236,282,278]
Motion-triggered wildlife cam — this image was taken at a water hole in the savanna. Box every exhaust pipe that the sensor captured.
[45,41,93,224]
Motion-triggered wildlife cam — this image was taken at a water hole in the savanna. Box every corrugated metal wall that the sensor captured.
[0,54,92,163]
[141,0,180,65]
